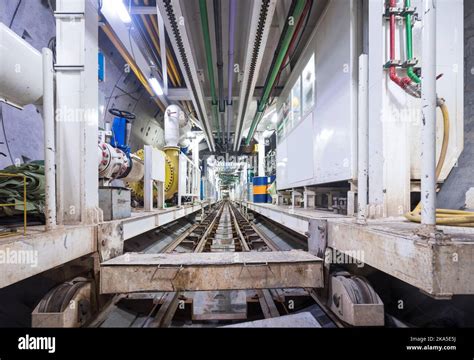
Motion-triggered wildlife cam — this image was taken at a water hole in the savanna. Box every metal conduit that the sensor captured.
[199,0,222,143]
[214,0,226,143]
[245,0,306,145]
[227,0,237,148]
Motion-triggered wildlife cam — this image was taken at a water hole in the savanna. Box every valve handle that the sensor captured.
[108,108,136,120]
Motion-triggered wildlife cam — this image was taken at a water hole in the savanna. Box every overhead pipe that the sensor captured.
[268,0,312,104]
[199,0,222,143]
[420,0,437,227]
[260,0,298,99]
[245,0,306,145]
[213,0,226,143]
[214,0,225,113]
[227,0,237,148]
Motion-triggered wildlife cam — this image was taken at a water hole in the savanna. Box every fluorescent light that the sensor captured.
[149,77,163,96]
[117,0,132,23]
[103,0,132,23]
[271,113,278,124]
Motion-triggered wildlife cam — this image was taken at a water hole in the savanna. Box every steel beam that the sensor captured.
[167,88,193,101]
[100,251,323,293]
[130,6,157,15]
[0,225,96,288]
[55,0,101,224]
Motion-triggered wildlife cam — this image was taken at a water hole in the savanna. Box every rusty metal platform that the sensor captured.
[100,250,323,294]
[0,203,213,289]
[239,201,474,297]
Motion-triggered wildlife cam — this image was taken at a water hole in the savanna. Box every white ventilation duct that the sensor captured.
[0,23,43,108]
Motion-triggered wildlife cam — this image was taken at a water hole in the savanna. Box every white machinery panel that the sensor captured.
[276,0,357,190]
[367,0,464,215]
[179,154,187,196]
[151,149,165,182]
[287,112,314,184]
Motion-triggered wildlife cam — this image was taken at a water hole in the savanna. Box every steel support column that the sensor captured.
[55,0,100,224]
[420,0,437,227]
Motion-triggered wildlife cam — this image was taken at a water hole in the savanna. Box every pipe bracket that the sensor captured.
[384,7,417,18]
[402,58,419,68]
[383,60,403,69]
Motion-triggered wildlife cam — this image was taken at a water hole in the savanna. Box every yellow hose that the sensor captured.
[405,100,474,226]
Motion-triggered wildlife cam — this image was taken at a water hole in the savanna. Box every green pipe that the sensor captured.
[212,104,219,141]
[405,0,421,84]
[199,0,221,141]
[246,0,306,145]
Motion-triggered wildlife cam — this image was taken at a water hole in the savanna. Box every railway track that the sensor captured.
[90,201,341,328]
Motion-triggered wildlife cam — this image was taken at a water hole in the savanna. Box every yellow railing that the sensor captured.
[0,173,27,238]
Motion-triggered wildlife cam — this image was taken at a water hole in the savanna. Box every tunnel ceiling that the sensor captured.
[120,0,327,154]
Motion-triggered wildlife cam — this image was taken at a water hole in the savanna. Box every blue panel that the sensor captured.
[200,179,204,200]
[252,176,268,186]
[253,194,268,203]
[98,51,105,82]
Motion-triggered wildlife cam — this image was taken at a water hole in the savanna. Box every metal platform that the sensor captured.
[239,201,474,298]
[100,250,323,294]
[0,203,212,289]
[0,224,95,288]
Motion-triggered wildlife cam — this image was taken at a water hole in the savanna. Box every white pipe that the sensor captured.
[357,54,369,223]
[165,104,192,148]
[42,48,57,230]
[421,0,437,227]
[164,104,181,147]
[258,133,265,177]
